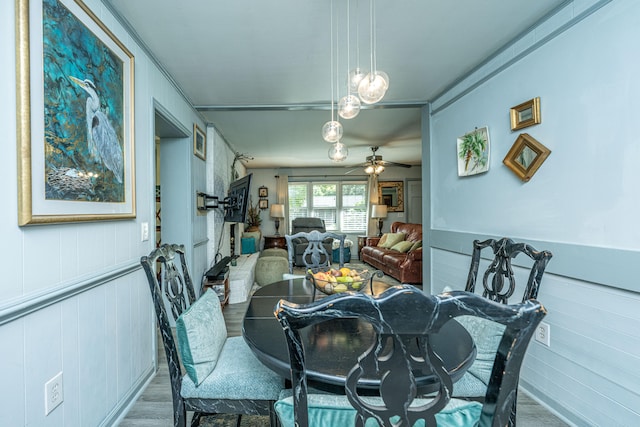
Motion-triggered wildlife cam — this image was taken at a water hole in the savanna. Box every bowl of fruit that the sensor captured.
[307,267,373,296]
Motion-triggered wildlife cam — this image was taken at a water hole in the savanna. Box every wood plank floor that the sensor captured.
[119,289,568,426]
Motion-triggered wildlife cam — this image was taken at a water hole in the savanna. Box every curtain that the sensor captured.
[367,174,379,236]
[276,174,289,235]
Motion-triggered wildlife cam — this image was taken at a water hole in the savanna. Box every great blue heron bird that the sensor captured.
[69,76,124,183]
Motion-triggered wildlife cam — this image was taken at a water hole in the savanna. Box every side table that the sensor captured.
[202,269,230,308]
[264,235,286,250]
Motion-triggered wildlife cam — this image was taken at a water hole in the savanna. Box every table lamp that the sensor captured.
[270,204,285,236]
[371,204,388,237]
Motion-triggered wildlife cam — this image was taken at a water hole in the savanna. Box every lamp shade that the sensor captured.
[270,204,285,218]
[371,204,387,219]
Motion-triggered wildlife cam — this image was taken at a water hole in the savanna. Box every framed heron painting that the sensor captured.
[16,0,135,225]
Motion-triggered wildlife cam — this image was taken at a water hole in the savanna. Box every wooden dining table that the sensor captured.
[242,278,477,394]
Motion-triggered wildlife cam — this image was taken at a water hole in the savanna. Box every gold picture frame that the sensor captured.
[16,0,136,225]
[378,181,404,212]
[193,124,206,160]
[510,97,541,131]
[503,133,551,182]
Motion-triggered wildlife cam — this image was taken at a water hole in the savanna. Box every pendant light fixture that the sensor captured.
[348,0,366,94]
[322,0,343,143]
[329,141,349,162]
[357,0,389,104]
[338,0,361,120]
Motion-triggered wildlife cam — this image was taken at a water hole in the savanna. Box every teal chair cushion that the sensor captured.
[175,290,227,385]
[454,315,506,397]
[181,336,284,400]
[274,394,482,427]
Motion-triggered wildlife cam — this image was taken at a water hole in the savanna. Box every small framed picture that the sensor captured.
[503,133,551,182]
[193,124,206,160]
[258,199,269,210]
[510,97,541,131]
[258,186,268,198]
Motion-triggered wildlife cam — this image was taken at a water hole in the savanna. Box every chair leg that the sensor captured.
[235,414,242,427]
[269,404,281,427]
[190,412,203,427]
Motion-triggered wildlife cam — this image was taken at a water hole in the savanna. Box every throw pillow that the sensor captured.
[176,290,228,385]
[410,240,423,252]
[241,237,256,254]
[390,240,414,253]
[242,231,261,250]
[378,232,405,249]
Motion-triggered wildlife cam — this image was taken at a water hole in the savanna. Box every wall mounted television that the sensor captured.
[224,173,252,223]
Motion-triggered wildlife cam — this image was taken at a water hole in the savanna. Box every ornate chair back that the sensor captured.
[275,286,546,427]
[285,230,346,274]
[465,237,553,304]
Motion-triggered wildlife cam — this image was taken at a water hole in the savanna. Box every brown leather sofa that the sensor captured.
[360,221,422,284]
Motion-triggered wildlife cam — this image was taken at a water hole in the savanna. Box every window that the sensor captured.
[288,181,368,232]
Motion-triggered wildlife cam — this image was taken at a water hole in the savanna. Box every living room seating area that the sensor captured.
[360,221,423,284]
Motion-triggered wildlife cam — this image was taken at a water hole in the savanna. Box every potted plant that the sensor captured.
[245,199,262,231]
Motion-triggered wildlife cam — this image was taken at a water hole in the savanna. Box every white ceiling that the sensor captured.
[105,0,566,170]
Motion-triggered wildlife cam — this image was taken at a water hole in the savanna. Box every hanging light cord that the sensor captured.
[330,0,335,122]
[369,0,375,75]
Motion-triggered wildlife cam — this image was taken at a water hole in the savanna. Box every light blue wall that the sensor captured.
[0,0,209,424]
[427,1,640,425]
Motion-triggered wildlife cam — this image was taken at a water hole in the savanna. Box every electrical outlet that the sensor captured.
[535,322,551,347]
[141,222,149,241]
[45,372,64,415]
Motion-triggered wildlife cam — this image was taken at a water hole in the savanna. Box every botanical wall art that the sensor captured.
[16,0,135,225]
[457,126,490,177]
[503,133,551,182]
[510,97,541,131]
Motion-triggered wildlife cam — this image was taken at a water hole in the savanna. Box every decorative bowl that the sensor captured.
[307,267,374,295]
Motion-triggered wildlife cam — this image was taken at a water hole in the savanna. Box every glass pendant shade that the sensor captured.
[348,68,367,93]
[328,142,349,162]
[358,71,388,104]
[322,120,343,143]
[338,95,361,119]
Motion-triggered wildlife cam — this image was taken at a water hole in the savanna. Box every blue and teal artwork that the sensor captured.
[43,0,125,202]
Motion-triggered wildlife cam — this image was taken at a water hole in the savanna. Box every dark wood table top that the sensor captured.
[242,279,476,394]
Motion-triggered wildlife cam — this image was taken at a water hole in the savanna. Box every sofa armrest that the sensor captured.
[405,247,422,262]
[366,237,381,247]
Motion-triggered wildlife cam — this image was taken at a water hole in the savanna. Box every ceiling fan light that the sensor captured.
[328,142,349,162]
[338,95,361,119]
[375,164,385,174]
[364,164,375,174]
[357,72,387,104]
[322,120,343,143]
[348,68,367,93]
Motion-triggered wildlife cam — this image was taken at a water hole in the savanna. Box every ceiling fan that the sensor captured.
[347,146,412,175]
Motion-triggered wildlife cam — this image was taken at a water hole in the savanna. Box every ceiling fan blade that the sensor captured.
[379,160,412,168]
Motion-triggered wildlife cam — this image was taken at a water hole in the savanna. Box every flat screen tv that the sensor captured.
[224,173,252,223]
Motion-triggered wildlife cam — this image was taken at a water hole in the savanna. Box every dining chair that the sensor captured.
[284,230,346,274]
[273,285,546,427]
[465,237,553,303]
[453,237,553,423]
[140,243,284,427]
